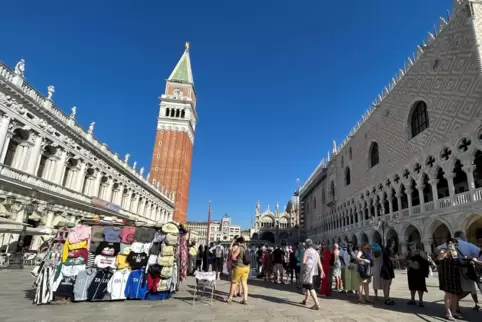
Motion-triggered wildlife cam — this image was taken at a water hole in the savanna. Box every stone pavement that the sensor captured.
[0,269,480,322]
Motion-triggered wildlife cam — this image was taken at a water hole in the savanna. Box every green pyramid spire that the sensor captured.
[168,42,194,84]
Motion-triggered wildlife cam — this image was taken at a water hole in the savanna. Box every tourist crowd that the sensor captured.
[188,231,482,320]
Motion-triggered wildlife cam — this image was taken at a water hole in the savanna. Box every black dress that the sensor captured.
[438,257,463,295]
[381,248,395,280]
[407,253,428,292]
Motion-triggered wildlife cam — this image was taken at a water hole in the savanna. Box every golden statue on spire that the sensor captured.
[185,41,190,51]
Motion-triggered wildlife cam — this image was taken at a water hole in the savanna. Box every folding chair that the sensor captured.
[193,271,216,306]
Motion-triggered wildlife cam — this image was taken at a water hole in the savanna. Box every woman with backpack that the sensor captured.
[225,236,250,304]
[356,243,373,304]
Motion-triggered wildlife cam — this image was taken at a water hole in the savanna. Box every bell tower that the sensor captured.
[150,42,197,223]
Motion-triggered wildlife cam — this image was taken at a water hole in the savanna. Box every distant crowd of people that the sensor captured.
[188,232,482,320]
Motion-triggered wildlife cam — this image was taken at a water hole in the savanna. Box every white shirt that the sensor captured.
[210,245,224,258]
[107,268,130,300]
[94,255,116,269]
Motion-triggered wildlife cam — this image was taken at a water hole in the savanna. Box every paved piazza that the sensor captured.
[0,270,479,322]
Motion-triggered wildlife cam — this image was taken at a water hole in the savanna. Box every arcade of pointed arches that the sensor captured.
[311,123,482,247]
[321,213,482,255]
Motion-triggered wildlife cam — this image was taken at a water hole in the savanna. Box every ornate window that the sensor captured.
[369,142,379,168]
[330,181,335,199]
[410,101,429,138]
[345,167,351,186]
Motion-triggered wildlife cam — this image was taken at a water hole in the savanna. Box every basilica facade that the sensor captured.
[250,194,303,246]
[0,56,176,251]
[299,0,482,255]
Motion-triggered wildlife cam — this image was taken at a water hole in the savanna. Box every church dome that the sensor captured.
[286,193,299,212]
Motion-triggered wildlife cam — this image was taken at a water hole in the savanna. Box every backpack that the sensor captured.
[242,247,251,265]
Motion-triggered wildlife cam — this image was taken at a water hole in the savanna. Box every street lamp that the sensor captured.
[371,214,399,247]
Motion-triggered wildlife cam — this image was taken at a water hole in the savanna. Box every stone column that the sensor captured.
[75,161,86,192]
[422,240,432,254]
[406,186,413,216]
[105,178,114,202]
[445,173,456,206]
[388,196,394,217]
[90,170,101,197]
[130,196,139,213]
[115,184,123,205]
[55,150,67,185]
[462,164,475,202]
[0,134,11,164]
[64,169,76,189]
[12,144,28,170]
[0,115,11,155]
[25,134,42,175]
[429,179,439,209]
[45,211,55,228]
[418,184,425,213]
[400,242,407,256]
[396,193,402,214]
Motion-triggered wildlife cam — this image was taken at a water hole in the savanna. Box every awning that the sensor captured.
[0,224,54,235]
[0,217,30,226]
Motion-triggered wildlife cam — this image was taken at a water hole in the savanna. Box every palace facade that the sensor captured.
[0,55,176,250]
[299,0,482,255]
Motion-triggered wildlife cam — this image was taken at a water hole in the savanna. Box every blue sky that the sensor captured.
[1,0,452,228]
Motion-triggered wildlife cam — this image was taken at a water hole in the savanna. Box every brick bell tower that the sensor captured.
[150,42,197,224]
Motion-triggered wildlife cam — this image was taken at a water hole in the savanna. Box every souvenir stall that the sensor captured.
[33,217,189,306]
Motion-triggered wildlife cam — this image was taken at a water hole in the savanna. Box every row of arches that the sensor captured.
[165,107,186,119]
[317,145,482,234]
[326,214,482,255]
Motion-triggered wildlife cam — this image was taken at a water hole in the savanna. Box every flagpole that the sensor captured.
[206,201,212,245]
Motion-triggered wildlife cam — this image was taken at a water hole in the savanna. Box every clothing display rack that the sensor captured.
[32,218,188,306]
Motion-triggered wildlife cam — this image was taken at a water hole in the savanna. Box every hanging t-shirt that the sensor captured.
[115,254,129,269]
[126,252,148,270]
[107,268,130,300]
[91,226,104,242]
[64,257,86,266]
[95,242,120,256]
[94,255,116,269]
[120,226,136,244]
[54,275,76,298]
[68,248,88,262]
[87,268,115,301]
[103,226,122,243]
[149,242,162,255]
[134,227,155,243]
[73,268,98,301]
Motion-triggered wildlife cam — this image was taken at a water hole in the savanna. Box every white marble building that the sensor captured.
[187,215,241,246]
[299,1,482,255]
[0,58,174,250]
